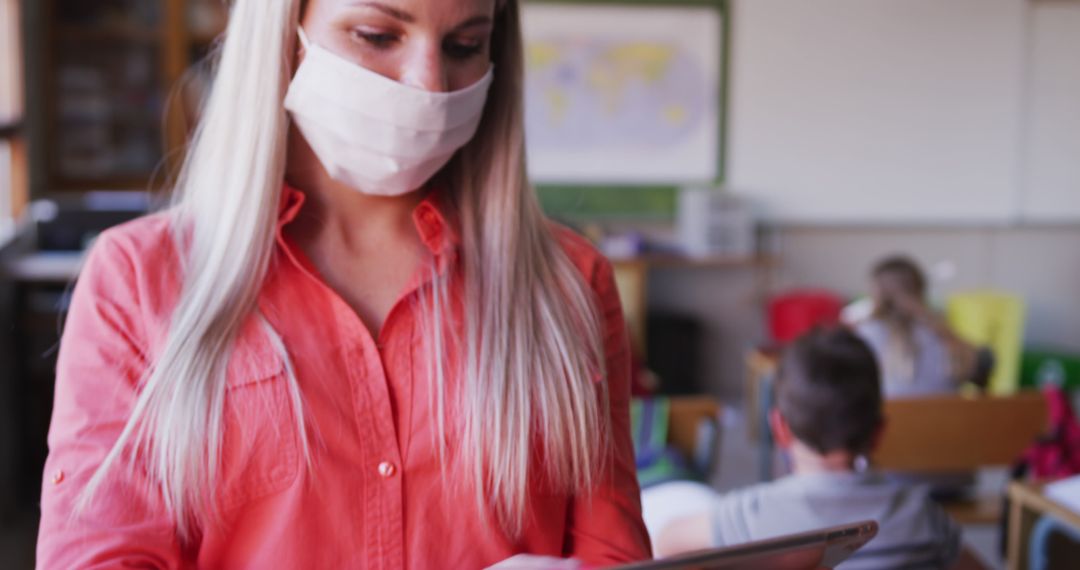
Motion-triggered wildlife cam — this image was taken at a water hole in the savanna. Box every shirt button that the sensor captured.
[377,461,396,478]
[52,470,64,485]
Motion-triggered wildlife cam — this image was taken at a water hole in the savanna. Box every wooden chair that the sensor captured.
[874,392,1048,472]
[666,396,723,470]
[743,347,780,442]
[873,392,1049,524]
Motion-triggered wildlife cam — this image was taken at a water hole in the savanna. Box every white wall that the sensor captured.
[726,0,1080,224]
[1021,1,1080,222]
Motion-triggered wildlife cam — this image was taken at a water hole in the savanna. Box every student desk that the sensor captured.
[1008,482,1080,570]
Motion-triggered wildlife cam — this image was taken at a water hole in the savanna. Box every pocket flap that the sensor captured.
[225,314,286,388]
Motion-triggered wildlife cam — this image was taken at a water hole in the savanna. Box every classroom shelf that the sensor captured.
[44,0,228,193]
[611,254,776,269]
[54,24,163,44]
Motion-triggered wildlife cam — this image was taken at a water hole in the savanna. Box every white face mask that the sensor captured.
[284,28,494,196]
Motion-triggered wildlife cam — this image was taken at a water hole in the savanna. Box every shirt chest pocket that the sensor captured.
[217,318,302,512]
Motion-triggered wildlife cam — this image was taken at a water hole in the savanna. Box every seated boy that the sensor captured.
[655,327,984,569]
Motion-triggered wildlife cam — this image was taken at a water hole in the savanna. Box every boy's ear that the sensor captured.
[768,408,794,449]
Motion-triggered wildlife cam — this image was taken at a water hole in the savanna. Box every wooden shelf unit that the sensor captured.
[612,254,775,359]
[43,0,228,193]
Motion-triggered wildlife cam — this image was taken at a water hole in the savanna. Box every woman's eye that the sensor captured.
[351,30,398,49]
[444,40,483,60]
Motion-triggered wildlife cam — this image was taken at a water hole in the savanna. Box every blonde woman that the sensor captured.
[36,0,651,567]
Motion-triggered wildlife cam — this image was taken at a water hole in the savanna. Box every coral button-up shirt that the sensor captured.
[37,184,651,569]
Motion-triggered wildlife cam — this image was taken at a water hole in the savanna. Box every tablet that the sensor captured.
[614,520,878,570]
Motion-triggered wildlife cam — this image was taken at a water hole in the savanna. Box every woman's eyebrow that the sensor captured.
[454,15,493,31]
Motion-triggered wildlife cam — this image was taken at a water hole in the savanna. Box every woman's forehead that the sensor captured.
[312,0,497,21]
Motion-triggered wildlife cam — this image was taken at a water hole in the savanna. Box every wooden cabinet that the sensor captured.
[43,0,226,192]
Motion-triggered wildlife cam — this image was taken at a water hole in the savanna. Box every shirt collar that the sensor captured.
[278,182,459,256]
[790,470,881,487]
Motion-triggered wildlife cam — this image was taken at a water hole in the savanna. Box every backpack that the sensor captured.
[1015,386,1080,479]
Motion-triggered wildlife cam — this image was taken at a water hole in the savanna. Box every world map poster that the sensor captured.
[522,3,723,185]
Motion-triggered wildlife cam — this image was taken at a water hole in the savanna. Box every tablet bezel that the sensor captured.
[615,520,879,570]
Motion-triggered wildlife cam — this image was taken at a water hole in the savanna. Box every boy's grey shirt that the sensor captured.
[710,470,961,569]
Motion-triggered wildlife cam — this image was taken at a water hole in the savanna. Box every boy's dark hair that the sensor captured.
[776,327,883,455]
[873,255,927,299]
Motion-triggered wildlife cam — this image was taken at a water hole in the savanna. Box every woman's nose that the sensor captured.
[397,45,448,93]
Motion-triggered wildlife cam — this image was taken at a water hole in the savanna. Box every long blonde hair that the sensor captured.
[870,255,927,382]
[80,0,609,542]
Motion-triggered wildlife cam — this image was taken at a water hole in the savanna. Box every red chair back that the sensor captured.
[768,289,844,344]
